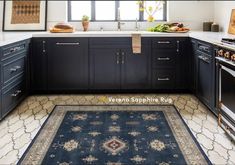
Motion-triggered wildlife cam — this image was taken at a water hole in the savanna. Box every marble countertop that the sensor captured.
[0,31,235,50]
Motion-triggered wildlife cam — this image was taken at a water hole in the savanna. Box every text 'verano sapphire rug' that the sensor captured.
[19,105,211,165]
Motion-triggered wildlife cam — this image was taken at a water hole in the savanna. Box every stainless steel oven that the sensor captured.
[217,58,235,140]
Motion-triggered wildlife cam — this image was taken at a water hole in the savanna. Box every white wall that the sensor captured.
[0,1,215,31]
[0,1,3,30]
[168,1,214,30]
[214,1,235,32]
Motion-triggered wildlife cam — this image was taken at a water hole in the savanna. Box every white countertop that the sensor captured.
[32,31,189,38]
[0,32,32,47]
[0,31,235,50]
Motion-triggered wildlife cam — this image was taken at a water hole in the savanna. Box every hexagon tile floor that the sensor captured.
[0,94,235,165]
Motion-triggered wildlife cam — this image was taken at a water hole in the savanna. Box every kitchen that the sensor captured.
[0,1,235,165]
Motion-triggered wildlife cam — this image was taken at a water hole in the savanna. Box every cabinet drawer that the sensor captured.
[90,38,131,48]
[152,50,177,68]
[2,56,25,86]
[197,41,212,55]
[152,70,176,88]
[2,41,28,61]
[2,80,26,117]
[152,38,179,49]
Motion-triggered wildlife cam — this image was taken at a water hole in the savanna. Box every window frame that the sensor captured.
[68,1,167,22]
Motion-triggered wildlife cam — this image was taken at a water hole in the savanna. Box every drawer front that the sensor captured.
[2,80,26,117]
[2,56,25,86]
[152,50,177,68]
[152,38,178,49]
[90,38,130,47]
[2,41,28,61]
[152,70,176,89]
[197,41,212,55]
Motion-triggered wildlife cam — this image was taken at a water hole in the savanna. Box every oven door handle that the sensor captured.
[221,65,235,77]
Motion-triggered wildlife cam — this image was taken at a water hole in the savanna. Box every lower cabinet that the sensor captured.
[31,38,47,92]
[2,79,27,117]
[192,39,215,111]
[0,39,30,120]
[90,38,151,90]
[90,48,121,89]
[121,47,151,89]
[152,37,189,90]
[31,38,89,92]
[47,38,89,91]
[196,51,215,110]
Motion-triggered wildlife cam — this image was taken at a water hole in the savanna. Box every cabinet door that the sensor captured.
[190,39,197,93]
[121,46,151,89]
[0,90,1,119]
[196,52,213,108]
[90,48,121,89]
[31,38,48,92]
[47,38,89,90]
[177,38,190,90]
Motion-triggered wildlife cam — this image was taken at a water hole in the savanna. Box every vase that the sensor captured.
[147,16,154,22]
[82,21,89,31]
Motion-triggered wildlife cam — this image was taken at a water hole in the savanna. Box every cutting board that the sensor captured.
[228,9,235,35]
[50,28,75,33]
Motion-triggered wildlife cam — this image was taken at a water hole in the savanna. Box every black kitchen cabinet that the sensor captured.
[1,39,30,120]
[190,39,197,93]
[152,37,189,90]
[90,38,151,90]
[121,46,151,89]
[47,38,89,91]
[193,39,215,112]
[31,38,48,92]
[90,48,121,89]
[0,53,2,119]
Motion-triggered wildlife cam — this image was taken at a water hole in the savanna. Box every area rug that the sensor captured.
[19,105,211,165]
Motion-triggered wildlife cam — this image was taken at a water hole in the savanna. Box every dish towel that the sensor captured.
[132,33,141,54]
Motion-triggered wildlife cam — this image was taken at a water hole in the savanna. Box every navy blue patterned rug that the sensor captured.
[19,105,211,165]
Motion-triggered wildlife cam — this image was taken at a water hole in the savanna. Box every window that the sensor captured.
[95,1,115,20]
[68,1,166,21]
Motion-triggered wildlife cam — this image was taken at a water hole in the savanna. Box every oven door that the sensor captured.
[219,64,235,124]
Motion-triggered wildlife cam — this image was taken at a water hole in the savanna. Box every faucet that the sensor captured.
[135,18,139,31]
[117,7,125,31]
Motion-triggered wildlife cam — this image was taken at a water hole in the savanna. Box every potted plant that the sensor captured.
[82,15,90,31]
[138,1,164,22]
